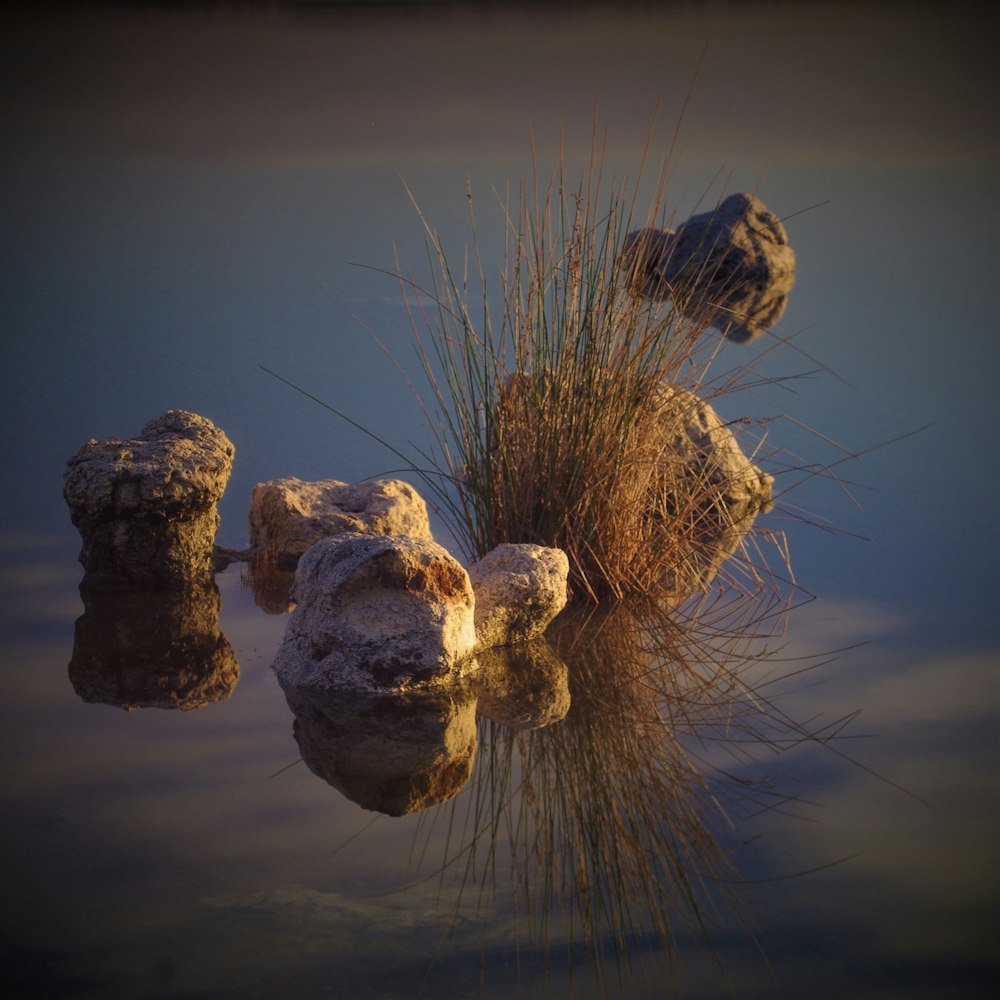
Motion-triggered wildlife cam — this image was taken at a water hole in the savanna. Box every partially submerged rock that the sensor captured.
[649,385,774,602]
[654,385,774,512]
[248,477,432,569]
[272,533,477,695]
[63,410,234,588]
[625,192,796,342]
[468,544,569,649]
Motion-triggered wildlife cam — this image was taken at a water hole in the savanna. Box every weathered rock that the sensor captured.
[68,580,238,711]
[63,410,234,588]
[653,385,773,511]
[248,477,432,570]
[272,533,476,695]
[468,544,568,649]
[281,685,477,816]
[649,385,774,602]
[473,639,571,731]
[625,192,796,342]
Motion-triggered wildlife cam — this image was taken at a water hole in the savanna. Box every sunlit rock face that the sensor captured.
[281,685,477,816]
[68,581,238,711]
[63,410,234,588]
[248,477,433,570]
[468,544,569,650]
[625,192,796,342]
[272,533,477,695]
[650,385,774,603]
[472,639,571,731]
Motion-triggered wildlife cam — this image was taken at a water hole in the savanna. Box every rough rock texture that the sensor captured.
[468,544,569,649]
[68,581,238,711]
[248,477,432,569]
[650,385,774,602]
[625,192,796,342]
[272,533,476,694]
[653,385,774,511]
[282,685,477,815]
[63,410,234,588]
[473,639,571,731]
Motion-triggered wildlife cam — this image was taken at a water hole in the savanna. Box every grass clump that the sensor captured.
[399,137,775,604]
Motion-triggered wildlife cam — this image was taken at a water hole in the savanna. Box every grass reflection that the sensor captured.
[399,590,856,996]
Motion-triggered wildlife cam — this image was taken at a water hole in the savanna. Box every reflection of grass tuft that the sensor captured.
[402,600,863,996]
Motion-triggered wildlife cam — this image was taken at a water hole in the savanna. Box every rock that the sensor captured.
[468,544,568,649]
[68,580,238,711]
[649,385,774,602]
[63,410,234,588]
[248,477,433,570]
[473,639,571,731]
[653,385,773,511]
[272,533,476,695]
[281,685,477,816]
[625,192,796,342]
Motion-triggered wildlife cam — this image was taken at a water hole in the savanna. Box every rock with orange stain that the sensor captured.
[272,533,477,694]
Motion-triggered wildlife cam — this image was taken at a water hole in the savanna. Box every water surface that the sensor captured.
[1,3,997,998]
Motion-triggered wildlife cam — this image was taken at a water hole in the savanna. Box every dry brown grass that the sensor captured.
[398,133,783,604]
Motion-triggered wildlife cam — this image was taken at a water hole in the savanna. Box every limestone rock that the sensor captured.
[248,477,433,569]
[650,385,774,602]
[272,533,476,695]
[63,410,234,588]
[468,544,568,649]
[653,385,773,511]
[625,192,796,342]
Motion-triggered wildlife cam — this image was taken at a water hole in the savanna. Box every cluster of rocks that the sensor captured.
[624,192,796,343]
[62,382,773,806]
[272,533,568,694]
[60,414,571,733]
[60,192,794,799]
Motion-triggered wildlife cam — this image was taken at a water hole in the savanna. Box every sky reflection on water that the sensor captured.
[1,2,997,998]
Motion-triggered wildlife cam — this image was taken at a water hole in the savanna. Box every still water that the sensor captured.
[1,3,997,998]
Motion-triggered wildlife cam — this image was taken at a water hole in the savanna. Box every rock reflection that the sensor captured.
[239,555,296,615]
[68,579,238,711]
[473,639,570,731]
[281,683,478,816]
[277,641,569,814]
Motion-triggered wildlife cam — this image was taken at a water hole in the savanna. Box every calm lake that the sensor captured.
[1,2,997,998]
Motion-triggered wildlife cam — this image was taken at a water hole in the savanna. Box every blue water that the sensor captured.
[1,3,997,998]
